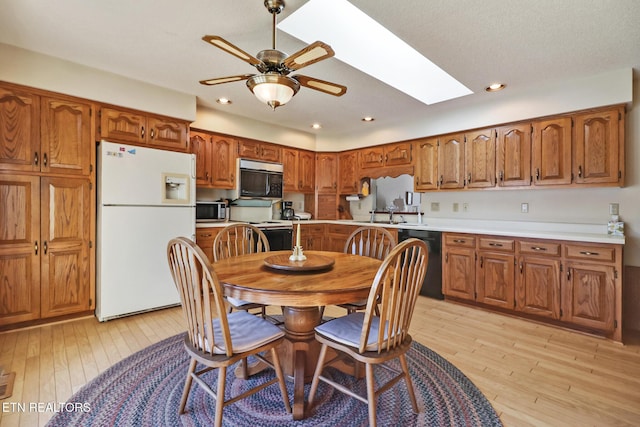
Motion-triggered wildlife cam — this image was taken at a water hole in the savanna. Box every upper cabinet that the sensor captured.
[496,123,531,187]
[237,138,281,163]
[573,107,624,185]
[190,130,236,189]
[414,137,439,191]
[338,150,359,194]
[414,105,624,192]
[316,152,338,193]
[0,83,92,176]
[532,117,572,186]
[98,106,189,152]
[283,147,315,193]
[359,142,413,178]
[438,133,466,189]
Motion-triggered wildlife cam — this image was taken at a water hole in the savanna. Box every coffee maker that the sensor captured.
[282,201,295,220]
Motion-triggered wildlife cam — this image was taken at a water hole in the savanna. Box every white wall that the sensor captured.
[0,43,195,120]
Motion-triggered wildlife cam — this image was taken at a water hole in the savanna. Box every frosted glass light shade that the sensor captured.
[247,74,300,109]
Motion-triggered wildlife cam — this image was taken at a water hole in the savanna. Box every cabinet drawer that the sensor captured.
[444,234,476,248]
[518,240,561,257]
[564,244,616,262]
[196,228,220,240]
[479,237,514,252]
[301,224,325,234]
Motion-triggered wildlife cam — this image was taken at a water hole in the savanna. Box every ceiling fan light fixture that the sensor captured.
[247,74,300,110]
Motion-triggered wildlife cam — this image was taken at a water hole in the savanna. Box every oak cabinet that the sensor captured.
[515,240,561,319]
[414,138,439,191]
[476,237,515,309]
[532,117,572,186]
[325,224,357,252]
[496,123,531,187]
[316,153,338,193]
[573,107,623,185]
[316,193,338,220]
[283,148,315,193]
[359,142,412,170]
[0,84,92,176]
[442,234,476,300]
[195,227,222,262]
[443,231,623,341]
[0,175,92,326]
[190,131,236,189]
[237,138,281,163]
[338,150,359,194]
[465,128,496,189]
[562,242,619,334]
[299,224,325,251]
[438,133,466,189]
[99,106,189,152]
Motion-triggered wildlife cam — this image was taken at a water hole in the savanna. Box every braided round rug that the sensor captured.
[46,333,502,427]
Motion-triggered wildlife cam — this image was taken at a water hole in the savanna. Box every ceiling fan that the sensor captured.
[200,0,347,110]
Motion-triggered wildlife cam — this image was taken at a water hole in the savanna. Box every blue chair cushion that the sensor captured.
[315,312,386,352]
[201,311,284,354]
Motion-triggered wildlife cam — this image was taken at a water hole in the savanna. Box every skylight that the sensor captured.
[278,0,473,105]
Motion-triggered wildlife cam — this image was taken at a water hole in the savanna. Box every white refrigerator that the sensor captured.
[96,141,195,321]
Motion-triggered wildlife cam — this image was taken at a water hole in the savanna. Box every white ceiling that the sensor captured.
[1,0,638,137]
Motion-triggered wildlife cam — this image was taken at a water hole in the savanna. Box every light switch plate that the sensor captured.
[521,203,529,213]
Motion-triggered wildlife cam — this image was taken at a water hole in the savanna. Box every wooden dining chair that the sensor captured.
[339,226,397,314]
[308,238,428,427]
[213,223,271,319]
[167,237,291,427]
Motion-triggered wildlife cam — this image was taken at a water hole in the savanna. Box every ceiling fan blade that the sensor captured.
[202,35,262,67]
[293,75,347,97]
[199,74,255,86]
[283,41,335,71]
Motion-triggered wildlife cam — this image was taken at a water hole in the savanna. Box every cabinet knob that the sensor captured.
[34,152,39,166]
[35,240,38,255]
[43,241,48,255]
[141,126,145,138]
[467,173,472,184]
[535,168,540,180]
[578,165,583,178]
[531,246,547,251]
[150,129,155,139]
[579,251,599,256]
[43,153,47,167]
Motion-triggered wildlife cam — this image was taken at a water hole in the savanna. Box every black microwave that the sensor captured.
[196,201,226,222]
[238,159,283,199]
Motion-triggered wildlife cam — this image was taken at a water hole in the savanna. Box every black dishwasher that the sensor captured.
[398,229,443,299]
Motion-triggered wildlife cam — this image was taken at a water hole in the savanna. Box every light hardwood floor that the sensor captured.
[1,298,639,427]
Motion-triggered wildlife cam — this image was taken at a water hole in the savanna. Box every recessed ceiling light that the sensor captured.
[216,97,232,104]
[279,0,472,105]
[311,123,322,129]
[362,116,375,122]
[485,83,506,92]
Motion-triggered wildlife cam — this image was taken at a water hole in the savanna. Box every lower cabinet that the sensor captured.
[195,227,222,262]
[442,232,622,341]
[0,175,93,327]
[299,224,325,251]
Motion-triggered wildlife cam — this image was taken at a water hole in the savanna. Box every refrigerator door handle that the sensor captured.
[191,155,196,179]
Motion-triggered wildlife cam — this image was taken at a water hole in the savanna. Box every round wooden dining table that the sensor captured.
[213,250,382,420]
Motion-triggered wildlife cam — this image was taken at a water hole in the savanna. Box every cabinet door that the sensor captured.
[443,246,475,300]
[147,116,188,151]
[190,131,213,186]
[497,124,531,187]
[515,256,560,319]
[41,96,92,176]
[0,84,40,172]
[359,146,384,169]
[298,150,315,193]
[338,151,359,194]
[0,175,41,326]
[316,193,337,220]
[282,148,299,191]
[562,262,615,332]
[40,177,91,318]
[532,117,571,185]
[300,224,324,251]
[195,228,221,262]
[237,138,260,159]
[573,108,621,185]
[210,134,236,189]
[477,252,514,309]
[414,138,438,191]
[384,142,412,166]
[259,143,282,163]
[438,133,465,189]
[316,153,337,193]
[99,107,146,144]
[465,129,496,188]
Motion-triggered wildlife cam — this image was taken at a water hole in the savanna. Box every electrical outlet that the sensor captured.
[453,202,459,212]
[463,203,469,212]
[609,203,619,215]
[521,203,529,213]
[430,202,440,212]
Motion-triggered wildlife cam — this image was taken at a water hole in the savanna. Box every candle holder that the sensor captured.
[289,245,307,261]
